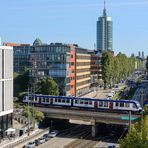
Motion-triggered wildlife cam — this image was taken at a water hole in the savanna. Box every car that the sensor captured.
[108,145,115,148]
[38,137,46,144]
[34,139,41,146]
[43,134,50,141]
[48,131,58,138]
[24,142,35,148]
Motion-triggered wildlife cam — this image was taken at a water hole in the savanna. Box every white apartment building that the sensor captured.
[0,46,13,138]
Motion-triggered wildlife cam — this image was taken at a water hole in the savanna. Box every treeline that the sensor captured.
[102,51,142,88]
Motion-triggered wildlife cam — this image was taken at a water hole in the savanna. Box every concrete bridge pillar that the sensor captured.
[91,124,98,138]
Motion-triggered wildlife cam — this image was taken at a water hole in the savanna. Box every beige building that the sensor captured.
[76,47,91,96]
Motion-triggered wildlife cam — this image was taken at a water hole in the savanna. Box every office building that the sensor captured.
[31,43,71,96]
[4,42,33,73]
[96,1,113,52]
[0,46,13,138]
[75,47,91,96]
[88,50,102,86]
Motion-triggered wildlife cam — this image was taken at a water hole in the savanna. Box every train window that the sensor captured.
[55,99,57,102]
[75,100,78,104]
[62,99,65,103]
[85,101,88,105]
[66,99,70,103]
[120,103,124,107]
[104,102,108,107]
[116,103,119,107]
[46,98,49,102]
[80,100,83,104]
[58,99,61,103]
[89,101,92,105]
[133,104,136,108]
[99,102,103,107]
[125,103,130,107]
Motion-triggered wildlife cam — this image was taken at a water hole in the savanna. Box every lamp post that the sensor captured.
[27,87,30,136]
[50,120,53,132]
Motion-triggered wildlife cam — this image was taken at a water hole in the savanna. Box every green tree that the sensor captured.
[102,51,114,89]
[23,106,44,123]
[120,116,148,148]
[36,77,59,96]
[14,70,29,97]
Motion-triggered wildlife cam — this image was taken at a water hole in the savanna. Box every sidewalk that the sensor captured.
[0,128,48,148]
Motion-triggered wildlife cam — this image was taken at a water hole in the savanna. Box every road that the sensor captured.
[37,125,93,148]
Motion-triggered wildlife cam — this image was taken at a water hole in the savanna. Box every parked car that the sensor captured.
[34,139,41,146]
[43,134,50,141]
[48,131,58,138]
[38,137,46,144]
[24,142,35,148]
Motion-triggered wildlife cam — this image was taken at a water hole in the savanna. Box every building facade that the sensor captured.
[4,42,33,73]
[88,50,103,86]
[11,39,92,97]
[96,1,113,52]
[31,43,71,96]
[0,46,13,139]
[76,47,91,96]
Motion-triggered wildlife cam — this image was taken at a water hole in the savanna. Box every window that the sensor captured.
[75,100,78,104]
[116,103,119,107]
[80,100,83,104]
[62,99,65,103]
[71,62,74,66]
[133,104,136,108]
[125,103,130,108]
[99,102,103,107]
[120,103,124,107]
[58,99,61,103]
[66,99,70,103]
[55,99,57,102]
[89,101,92,105]
[85,101,88,105]
[71,55,74,58]
[104,102,108,107]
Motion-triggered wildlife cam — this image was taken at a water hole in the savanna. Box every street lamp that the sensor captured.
[27,87,30,136]
[50,120,53,132]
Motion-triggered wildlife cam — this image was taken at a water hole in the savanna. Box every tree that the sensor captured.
[22,106,44,123]
[36,77,59,96]
[102,51,114,89]
[14,70,29,97]
[120,116,148,148]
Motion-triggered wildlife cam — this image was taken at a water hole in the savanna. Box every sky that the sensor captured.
[0,0,148,56]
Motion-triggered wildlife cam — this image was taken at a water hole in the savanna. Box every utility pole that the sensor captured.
[27,87,30,136]
[128,111,131,132]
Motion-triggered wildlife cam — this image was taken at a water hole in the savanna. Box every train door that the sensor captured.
[71,99,73,107]
[39,97,42,104]
[109,102,113,110]
[94,101,98,109]
[50,98,53,105]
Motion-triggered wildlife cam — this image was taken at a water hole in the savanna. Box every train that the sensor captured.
[23,94,142,113]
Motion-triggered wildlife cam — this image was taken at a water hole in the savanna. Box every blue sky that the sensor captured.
[0,0,148,56]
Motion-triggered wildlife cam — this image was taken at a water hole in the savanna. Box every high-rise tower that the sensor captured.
[96,1,113,52]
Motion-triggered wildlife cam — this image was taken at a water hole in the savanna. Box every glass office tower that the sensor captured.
[97,1,113,52]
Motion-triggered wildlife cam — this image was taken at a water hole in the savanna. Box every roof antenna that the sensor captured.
[103,0,107,16]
